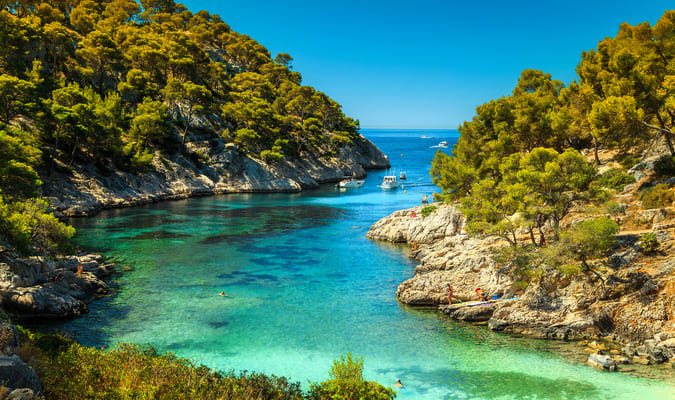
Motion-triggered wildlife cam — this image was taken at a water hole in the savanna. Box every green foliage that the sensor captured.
[0,129,42,200]
[260,149,284,163]
[119,143,155,173]
[639,184,674,209]
[543,217,618,281]
[557,263,582,276]
[455,147,597,246]
[0,197,75,255]
[653,155,675,178]
[492,245,540,283]
[604,201,627,215]
[307,354,395,400]
[597,168,636,191]
[233,128,261,151]
[420,205,437,218]
[19,331,305,400]
[640,233,660,253]
[19,329,396,400]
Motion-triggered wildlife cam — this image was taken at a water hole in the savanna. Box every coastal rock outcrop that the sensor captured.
[0,246,113,321]
[43,134,390,217]
[367,203,675,366]
[366,205,465,244]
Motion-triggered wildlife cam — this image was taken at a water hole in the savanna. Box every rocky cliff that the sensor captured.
[42,132,389,217]
[367,203,675,368]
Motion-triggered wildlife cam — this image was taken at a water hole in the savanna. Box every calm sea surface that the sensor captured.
[47,129,674,399]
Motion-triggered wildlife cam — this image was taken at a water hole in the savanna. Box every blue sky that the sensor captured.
[182,1,674,129]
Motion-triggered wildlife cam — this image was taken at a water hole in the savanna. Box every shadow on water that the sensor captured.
[121,230,192,240]
[28,281,134,349]
[217,270,280,285]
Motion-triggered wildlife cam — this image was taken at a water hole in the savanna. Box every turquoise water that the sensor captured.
[50,130,674,399]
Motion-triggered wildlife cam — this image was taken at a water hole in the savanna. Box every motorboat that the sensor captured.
[380,175,399,190]
[399,171,407,180]
[338,178,364,188]
[438,141,449,147]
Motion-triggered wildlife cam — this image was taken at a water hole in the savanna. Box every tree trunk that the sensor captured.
[593,137,601,165]
[528,227,537,246]
[581,256,605,289]
[182,110,192,145]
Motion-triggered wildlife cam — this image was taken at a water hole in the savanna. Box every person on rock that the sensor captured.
[475,287,488,301]
[446,283,453,304]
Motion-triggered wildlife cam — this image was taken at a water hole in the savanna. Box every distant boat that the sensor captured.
[380,175,399,190]
[421,135,431,139]
[438,141,449,147]
[399,171,407,180]
[338,178,364,188]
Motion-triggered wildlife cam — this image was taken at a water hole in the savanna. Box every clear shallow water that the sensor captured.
[48,129,674,399]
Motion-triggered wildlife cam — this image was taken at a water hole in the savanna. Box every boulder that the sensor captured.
[440,302,496,322]
[587,353,618,371]
[0,356,42,394]
[367,205,465,244]
[6,388,40,400]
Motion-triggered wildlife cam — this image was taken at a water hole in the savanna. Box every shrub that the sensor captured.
[598,168,636,191]
[307,354,395,400]
[640,233,660,253]
[617,154,640,170]
[233,128,261,151]
[639,184,674,209]
[420,205,437,218]
[605,201,627,215]
[0,197,75,255]
[588,182,612,203]
[19,330,306,400]
[653,155,675,178]
[557,263,582,276]
[260,150,284,163]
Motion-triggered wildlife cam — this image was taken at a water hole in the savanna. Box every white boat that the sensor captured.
[380,175,399,190]
[438,141,449,147]
[421,135,431,139]
[338,178,364,188]
[399,171,407,180]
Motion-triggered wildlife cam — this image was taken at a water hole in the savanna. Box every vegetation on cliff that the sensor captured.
[430,11,675,281]
[0,0,363,255]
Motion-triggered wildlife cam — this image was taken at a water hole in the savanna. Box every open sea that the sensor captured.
[45,129,674,399]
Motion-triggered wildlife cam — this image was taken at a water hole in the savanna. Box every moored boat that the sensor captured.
[438,141,448,147]
[380,175,399,189]
[338,178,365,188]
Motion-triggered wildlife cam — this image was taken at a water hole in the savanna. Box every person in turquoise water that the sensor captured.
[394,379,404,388]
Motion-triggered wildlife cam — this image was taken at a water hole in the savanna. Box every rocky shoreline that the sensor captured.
[42,133,390,217]
[366,204,675,372]
[0,243,114,398]
[0,132,390,396]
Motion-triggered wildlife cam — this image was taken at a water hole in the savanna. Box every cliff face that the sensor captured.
[42,132,389,216]
[367,204,675,367]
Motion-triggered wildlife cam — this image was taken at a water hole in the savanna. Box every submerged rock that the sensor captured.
[587,353,618,371]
